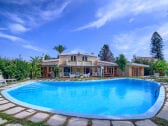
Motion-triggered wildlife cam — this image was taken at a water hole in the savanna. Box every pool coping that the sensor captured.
[0,78,166,120]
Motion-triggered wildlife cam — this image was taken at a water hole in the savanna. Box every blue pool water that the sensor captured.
[2,78,164,119]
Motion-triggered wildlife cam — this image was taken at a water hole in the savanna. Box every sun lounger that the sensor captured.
[69,73,76,78]
[0,75,7,85]
[0,75,17,85]
[59,72,64,78]
[75,72,80,78]
[92,72,98,76]
[83,73,90,78]
[6,78,17,82]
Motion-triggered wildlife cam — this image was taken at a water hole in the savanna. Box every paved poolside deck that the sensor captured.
[0,82,168,126]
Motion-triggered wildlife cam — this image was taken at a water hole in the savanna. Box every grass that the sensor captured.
[0,112,47,126]
[1,112,168,126]
[154,78,168,83]
[152,117,168,126]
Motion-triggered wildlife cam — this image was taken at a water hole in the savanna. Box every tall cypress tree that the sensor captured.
[98,44,115,62]
[150,32,164,60]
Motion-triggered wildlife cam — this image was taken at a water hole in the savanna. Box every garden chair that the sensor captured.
[0,74,17,85]
[75,72,80,78]
[69,73,75,78]
[0,75,7,85]
[83,73,90,78]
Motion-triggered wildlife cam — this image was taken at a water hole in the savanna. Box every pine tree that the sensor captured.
[98,44,115,62]
[150,32,164,60]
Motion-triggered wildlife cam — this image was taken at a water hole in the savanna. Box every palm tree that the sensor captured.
[30,56,41,79]
[53,45,66,55]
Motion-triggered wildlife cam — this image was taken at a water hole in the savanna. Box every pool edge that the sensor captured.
[1,78,165,120]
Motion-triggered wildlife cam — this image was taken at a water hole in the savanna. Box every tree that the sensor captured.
[53,45,66,55]
[14,58,30,80]
[116,54,127,76]
[44,54,50,60]
[0,57,30,80]
[98,44,115,62]
[151,60,167,76]
[53,66,60,78]
[150,32,164,60]
[165,68,168,76]
[30,56,41,79]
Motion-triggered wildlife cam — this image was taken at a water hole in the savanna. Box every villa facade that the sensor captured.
[41,53,149,78]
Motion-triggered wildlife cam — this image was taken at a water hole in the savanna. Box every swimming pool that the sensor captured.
[2,78,165,119]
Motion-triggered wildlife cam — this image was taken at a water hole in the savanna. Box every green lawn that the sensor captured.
[152,117,168,126]
[0,112,47,126]
[1,112,168,126]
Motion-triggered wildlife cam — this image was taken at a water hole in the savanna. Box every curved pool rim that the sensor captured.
[1,78,165,120]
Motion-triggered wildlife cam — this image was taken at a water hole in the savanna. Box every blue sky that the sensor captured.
[0,0,168,61]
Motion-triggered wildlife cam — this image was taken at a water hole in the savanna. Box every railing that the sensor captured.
[65,61,93,66]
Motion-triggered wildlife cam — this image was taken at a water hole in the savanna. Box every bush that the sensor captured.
[0,58,30,80]
[151,60,168,76]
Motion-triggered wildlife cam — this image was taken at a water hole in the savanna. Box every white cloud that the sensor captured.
[0,0,71,33]
[75,0,168,30]
[9,23,29,33]
[69,48,87,54]
[7,13,25,24]
[112,32,150,60]
[0,32,24,42]
[0,0,34,5]
[0,32,46,52]
[157,23,168,59]
[158,22,168,41]
[22,44,45,52]
[40,1,71,21]
[111,22,168,60]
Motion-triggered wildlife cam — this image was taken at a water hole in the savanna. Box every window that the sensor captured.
[107,67,113,74]
[64,67,72,76]
[82,56,87,61]
[133,67,139,76]
[71,55,76,61]
[84,67,90,74]
[134,68,139,76]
